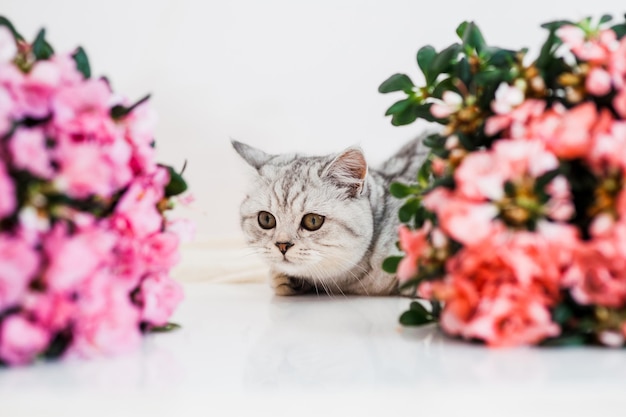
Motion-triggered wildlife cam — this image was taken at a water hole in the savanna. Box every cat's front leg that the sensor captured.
[271,272,314,296]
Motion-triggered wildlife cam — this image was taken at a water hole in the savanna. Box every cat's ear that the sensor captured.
[323,147,368,197]
[231,140,273,171]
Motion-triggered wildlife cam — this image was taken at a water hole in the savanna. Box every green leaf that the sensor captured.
[458,21,487,54]
[110,94,151,119]
[0,16,24,41]
[551,304,573,325]
[391,105,418,126]
[540,20,574,31]
[71,47,91,79]
[423,175,455,193]
[456,57,471,86]
[417,157,432,187]
[413,103,441,123]
[612,23,626,39]
[31,29,54,60]
[378,73,414,94]
[409,300,430,315]
[390,182,419,198]
[431,77,457,99]
[473,68,506,85]
[417,45,437,85]
[399,307,434,326]
[399,197,421,223]
[540,333,587,347]
[385,98,412,116]
[382,255,403,273]
[535,29,562,70]
[485,47,517,67]
[600,14,613,25]
[429,43,461,80]
[162,164,189,197]
[422,133,447,149]
[150,322,181,333]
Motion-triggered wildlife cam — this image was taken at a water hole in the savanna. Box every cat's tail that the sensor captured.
[376,132,431,182]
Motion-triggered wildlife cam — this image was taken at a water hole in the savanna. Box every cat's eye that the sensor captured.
[301,213,325,231]
[258,211,276,229]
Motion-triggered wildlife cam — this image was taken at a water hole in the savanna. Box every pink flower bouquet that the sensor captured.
[0,17,188,365]
[380,15,626,347]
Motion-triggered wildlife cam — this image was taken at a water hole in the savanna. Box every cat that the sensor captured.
[232,136,429,296]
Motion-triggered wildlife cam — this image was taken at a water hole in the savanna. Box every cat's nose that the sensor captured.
[275,241,294,255]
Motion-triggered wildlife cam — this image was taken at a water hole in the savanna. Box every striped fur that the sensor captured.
[232,136,429,296]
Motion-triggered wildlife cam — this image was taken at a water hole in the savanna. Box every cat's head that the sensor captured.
[232,140,374,282]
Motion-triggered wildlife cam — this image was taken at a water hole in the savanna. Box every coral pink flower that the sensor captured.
[139,273,184,326]
[563,229,626,307]
[0,160,16,220]
[545,176,575,221]
[423,188,498,246]
[430,91,463,118]
[397,224,430,282]
[586,67,612,96]
[0,315,50,365]
[449,284,560,347]
[541,102,597,159]
[437,228,565,346]
[485,99,545,137]
[454,151,505,200]
[491,82,525,115]
[8,127,54,179]
[0,234,39,311]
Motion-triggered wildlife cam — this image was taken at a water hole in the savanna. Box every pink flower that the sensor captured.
[166,218,197,243]
[8,127,54,179]
[139,273,184,326]
[397,224,430,282]
[114,168,169,238]
[70,269,142,357]
[0,26,16,64]
[0,86,14,136]
[586,67,612,96]
[55,139,132,198]
[23,291,75,332]
[0,234,39,311]
[44,224,117,292]
[142,232,181,272]
[0,160,16,219]
[0,315,49,365]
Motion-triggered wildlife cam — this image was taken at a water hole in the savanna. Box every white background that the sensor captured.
[4,0,624,241]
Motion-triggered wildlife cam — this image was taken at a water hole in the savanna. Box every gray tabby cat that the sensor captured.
[232,136,428,296]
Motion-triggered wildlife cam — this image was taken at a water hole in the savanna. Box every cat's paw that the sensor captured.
[271,273,313,296]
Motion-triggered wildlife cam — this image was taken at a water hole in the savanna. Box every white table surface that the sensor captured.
[3,282,626,417]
